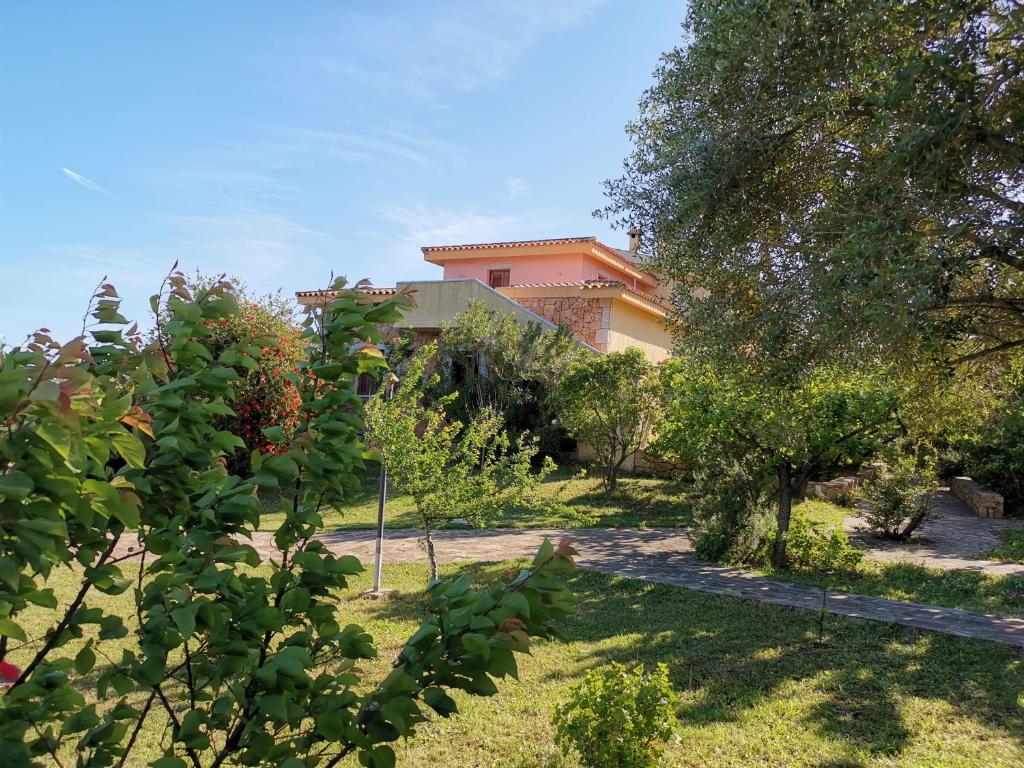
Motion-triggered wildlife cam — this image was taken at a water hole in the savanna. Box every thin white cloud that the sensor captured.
[61,167,111,195]
[163,212,328,275]
[376,203,524,247]
[319,0,605,99]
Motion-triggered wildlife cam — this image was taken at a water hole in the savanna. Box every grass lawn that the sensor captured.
[258,466,692,532]
[12,562,1024,767]
[982,529,1024,564]
[774,499,1024,617]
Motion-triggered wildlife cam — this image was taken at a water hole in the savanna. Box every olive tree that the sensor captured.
[0,274,574,768]
[605,0,1024,366]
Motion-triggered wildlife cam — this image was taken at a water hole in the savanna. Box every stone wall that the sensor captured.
[513,297,611,351]
[950,477,1005,518]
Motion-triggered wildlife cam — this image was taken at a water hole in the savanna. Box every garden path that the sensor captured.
[272,527,1024,647]
[842,488,1024,576]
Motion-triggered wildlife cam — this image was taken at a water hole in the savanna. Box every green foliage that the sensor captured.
[551,348,662,492]
[982,529,1024,565]
[365,343,556,580]
[605,0,1024,366]
[0,273,575,768]
[658,359,897,567]
[960,357,1024,514]
[434,300,582,456]
[690,461,774,563]
[765,511,863,573]
[553,662,678,768]
[966,413,1024,516]
[197,282,305,472]
[858,455,938,540]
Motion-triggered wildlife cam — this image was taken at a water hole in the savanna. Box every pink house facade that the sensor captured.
[298,234,675,364]
[422,235,674,362]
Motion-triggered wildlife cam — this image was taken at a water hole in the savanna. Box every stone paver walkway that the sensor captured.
[254,527,1024,647]
[115,500,1024,647]
[843,488,1024,576]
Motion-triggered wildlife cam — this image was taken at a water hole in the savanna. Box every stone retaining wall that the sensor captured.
[950,476,1004,518]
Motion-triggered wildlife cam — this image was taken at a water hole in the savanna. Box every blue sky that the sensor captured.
[0,1,684,343]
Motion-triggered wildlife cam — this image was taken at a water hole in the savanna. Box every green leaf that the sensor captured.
[0,470,34,499]
[460,632,491,661]
[359,745,396,768]
[532,538,555,567]
[316,710,347,740]
[74,645,96,675]
[0,617,26,642]
[111,431,146,468]
[500,591,530,618]
[422,687,458,717]
[178,709,209,749]
[171,604,198,639]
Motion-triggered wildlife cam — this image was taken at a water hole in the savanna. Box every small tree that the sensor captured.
[0,274,575,768]
[365,344,556,581]
[551,348,662,492]
[658,360,898,568]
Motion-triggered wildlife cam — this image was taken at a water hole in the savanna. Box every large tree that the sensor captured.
[605,0,1024,365]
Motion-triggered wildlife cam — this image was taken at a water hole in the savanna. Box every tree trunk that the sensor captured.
[423,524,440,583]
[602,438,626,493]
[771,461,794,570]
[899,497,932,540]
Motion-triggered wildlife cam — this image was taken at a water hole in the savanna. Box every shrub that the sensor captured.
[178,278,305,473]
[0,274,576,768]
[833,490,856,509]
[691,460,774,563]
[767,511,863,572]
[435,300,582,457]
[858,456,937,540]
[965,410,1024,516]
[553,663,678,768]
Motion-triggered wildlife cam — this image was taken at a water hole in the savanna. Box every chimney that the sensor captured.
[628,227,642,253]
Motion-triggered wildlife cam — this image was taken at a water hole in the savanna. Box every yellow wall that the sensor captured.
[606,299,673,363]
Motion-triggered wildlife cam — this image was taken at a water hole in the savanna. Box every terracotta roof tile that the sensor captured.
[421,236,597,252]
[421,236,655,279]
[295,286,397,298]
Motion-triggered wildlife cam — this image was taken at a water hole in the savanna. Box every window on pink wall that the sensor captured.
[488,269,510,288]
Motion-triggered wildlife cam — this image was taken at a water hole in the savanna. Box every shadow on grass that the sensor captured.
[261,469,695,533]
[772,560,1024,618]
[358,564,1024,760]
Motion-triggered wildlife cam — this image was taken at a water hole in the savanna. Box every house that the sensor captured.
[296,233,674,364]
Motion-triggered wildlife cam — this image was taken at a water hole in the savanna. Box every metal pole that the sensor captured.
[372,455,387,592]
[370,375,397,596]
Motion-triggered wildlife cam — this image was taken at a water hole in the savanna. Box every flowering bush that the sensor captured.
[203,296,305,469]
